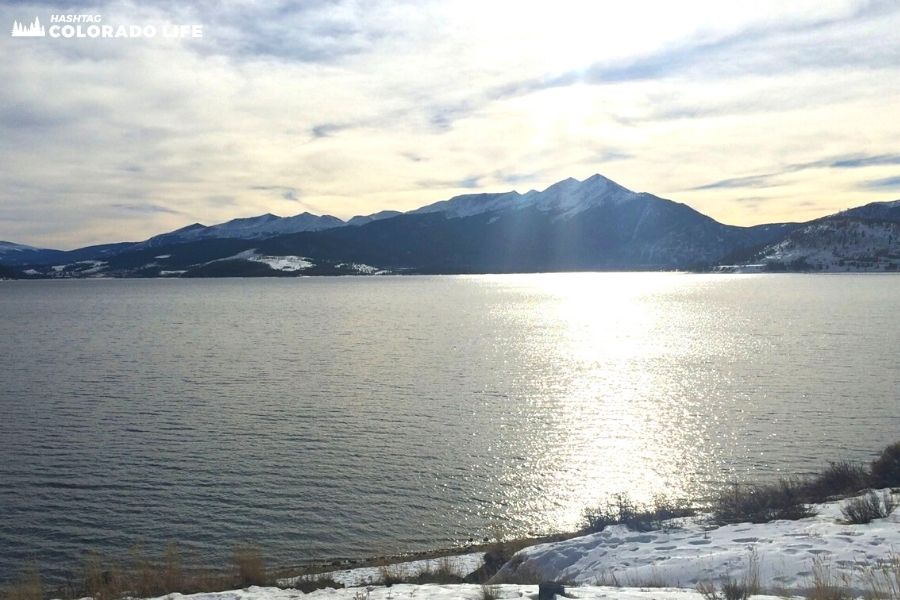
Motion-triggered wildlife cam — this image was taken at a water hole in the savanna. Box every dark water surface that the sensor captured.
[1,274,898,581]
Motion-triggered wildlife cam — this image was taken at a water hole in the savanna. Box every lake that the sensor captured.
[1,273,898,582]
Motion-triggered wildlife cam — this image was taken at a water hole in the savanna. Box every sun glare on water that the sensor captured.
[482,273,725,531]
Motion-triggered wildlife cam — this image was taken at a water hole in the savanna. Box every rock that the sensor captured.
[538,581,565,600]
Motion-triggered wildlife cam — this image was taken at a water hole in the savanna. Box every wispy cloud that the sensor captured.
[691,174,784,191]
[691,153,900,191]
[831,154,900,168]
[109,203,183,215]
[863,176,900,190]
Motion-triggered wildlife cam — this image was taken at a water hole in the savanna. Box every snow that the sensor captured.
[499,490,900,592]
[411,191,524,218]
[279,553,485,588]
[250,255,314,272]
[23,268,39,275]
[134,585,789,600]
[334,263,382,275]
[410,174,640,220]
[208,250,314,272]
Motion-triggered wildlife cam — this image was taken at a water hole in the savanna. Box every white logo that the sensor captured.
[11,17,46,37]
[10,15,202,39]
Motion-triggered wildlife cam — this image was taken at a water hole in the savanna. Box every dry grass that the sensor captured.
[862,553,900,600]
[373,558,464,586]
[696,549,760,600]
[806,556,853,600]
[0,568,43,600]
[480,583,501,600]
[233,544,267,587]
[5,543,273,600]
[407,558,465,584]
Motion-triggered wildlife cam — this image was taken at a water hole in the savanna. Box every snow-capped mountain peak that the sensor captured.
[410,174,639,220]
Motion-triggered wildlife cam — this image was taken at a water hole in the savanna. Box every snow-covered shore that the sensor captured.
[79,490,900,600]
[498,490,899,591]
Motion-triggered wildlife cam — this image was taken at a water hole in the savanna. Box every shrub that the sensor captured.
[712,479,816,524]
[803,461,868,501]
[376,565,405,586]
[480,584,501,600]
[840,491,897,524]
[870,442,900,488]
[289,576,343,593]
[721,579,752,600]
[583,493,695,533]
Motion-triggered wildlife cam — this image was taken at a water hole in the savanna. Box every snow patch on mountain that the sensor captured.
[210,250,314,272]
[251,255,314,272]
[334,262,385,274]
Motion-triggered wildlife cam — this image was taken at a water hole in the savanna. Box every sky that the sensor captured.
[2,0,900,249]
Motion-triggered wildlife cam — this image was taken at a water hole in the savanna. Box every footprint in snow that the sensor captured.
[688,539,712,545]
[732,537,759,543]
[625,535,656,543]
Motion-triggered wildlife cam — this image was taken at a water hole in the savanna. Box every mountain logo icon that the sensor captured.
[11,17,46,37]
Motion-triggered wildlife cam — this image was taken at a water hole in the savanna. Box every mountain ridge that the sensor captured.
[2,175,898,276]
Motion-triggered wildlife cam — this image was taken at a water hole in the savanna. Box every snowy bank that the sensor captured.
[56,490,899,600]
[498,490,899,591]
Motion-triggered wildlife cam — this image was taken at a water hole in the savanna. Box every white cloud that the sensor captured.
[0,0,898,247]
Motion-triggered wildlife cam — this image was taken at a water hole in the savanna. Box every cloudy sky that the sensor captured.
[2,0,900,249]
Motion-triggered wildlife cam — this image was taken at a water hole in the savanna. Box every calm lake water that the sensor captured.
[1,274,898,582]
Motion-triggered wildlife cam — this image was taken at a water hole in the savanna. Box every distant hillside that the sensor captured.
[750,218,900,272]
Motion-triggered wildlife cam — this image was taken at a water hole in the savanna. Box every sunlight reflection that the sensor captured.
[485,273,722,531]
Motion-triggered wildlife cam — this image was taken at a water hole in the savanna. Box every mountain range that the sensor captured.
[2,175,898,278]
